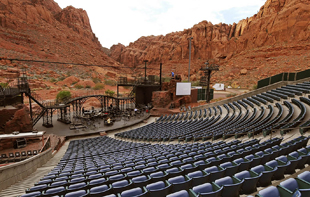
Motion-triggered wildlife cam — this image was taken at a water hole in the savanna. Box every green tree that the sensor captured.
[105,89,115,97]
[56,90,71,102]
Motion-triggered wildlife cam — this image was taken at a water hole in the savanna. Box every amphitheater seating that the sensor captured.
[22,135,310,197]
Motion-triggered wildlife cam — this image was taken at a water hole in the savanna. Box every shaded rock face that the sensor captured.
[0,0,122,71]
[4,105,33,133]
[110,0,310,87]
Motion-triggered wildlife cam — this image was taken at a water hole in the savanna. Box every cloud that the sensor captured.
[54,0,266,48]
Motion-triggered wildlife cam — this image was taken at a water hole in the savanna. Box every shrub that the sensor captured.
[252,84,257,90]
[71,81,78,85]
[75,84,84,89]
[50,78,57,83]
[93,83,104,90]
[56,90,71,102]
[0,82,9,88]
[85,85,91,89]
[104,79,116,86]
[226,93,237,98]
[92,78,101,84]
[105,89,115,97]
[58,76,66,81]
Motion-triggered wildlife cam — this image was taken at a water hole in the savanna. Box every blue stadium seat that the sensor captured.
[88,177,108,188]
[131,175,151,188]
[166,190,190,197]
[265,160,289,180]
[233,158,251,171]
[145,181,171,197]
[204,166,225,182]
[250,165,277,187]
[278,178,310,197]
[234,170,261,194]
[297,171,310,184]
[256,186,301,197]
[42,186,66,196]
[149,171,169,183]
[220,161,240,177]
[275,155,296,174]
[187,170,210,187]
[111,179,133,194]
[167,175,192,193]
[66,182,88,192]
[189,182,223,197]
[288,151,306,169]
[65,190,88,197]
[214,176,243,197]
[165,167,184,178]
[89,184,111,197]
[120,187,148,197]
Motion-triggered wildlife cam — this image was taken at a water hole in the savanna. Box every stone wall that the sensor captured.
[0,148,52,191]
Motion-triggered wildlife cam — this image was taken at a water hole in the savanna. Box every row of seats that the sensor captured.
[22,136,309,197]
[256,170,310,197]
[116,81,310,142]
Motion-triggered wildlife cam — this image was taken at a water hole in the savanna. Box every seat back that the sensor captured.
[220,162,233,168]
[204,166,218,173]
[112,179,129,188]
[215,176,233,186]
[298,171,310,183]
[132,175,148,182]
[168,175,186,184]
[251,165,265,174]
[146,181,165,190]
[266,160,278,168]
[279,178,299,192]
[121,187,144,197]
[166,190,189,197]
[234,170,251,180]
[192,183,213,193]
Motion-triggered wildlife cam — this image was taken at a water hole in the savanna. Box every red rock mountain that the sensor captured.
[110,0,310,88]
[0,0,121,70]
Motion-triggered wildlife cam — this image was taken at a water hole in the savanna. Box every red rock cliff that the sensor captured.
[110,0,310,87]
[0,0,121,69]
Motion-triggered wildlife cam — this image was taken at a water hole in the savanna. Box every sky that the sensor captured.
[54,0,266,48]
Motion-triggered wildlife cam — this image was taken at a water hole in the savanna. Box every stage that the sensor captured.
[34,113,151,137]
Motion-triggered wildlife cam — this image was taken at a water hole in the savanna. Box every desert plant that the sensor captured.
[56,90,71,102]
[50,78,57,83]
[74,84,84,89]
[226,93,237,98]
[93,83,104,90]
[104,79,116,86]
[92,78,101,84]
[105,89,115,97]
[0,82,9,88]
[85,85,91,89]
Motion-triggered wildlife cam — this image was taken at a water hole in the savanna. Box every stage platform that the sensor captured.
[34,114,151,138]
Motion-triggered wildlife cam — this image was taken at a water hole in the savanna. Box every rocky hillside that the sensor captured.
[110,0,310,88]
[0,0,127,88]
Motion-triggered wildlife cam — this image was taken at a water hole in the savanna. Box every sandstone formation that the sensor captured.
[110,0,310,88]
[0,0,126,77]
[4,105,33,133]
